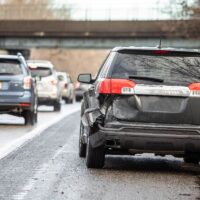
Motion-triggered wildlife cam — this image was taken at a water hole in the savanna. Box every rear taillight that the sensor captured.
[19,103,31,107]
[23,77,32,90]
[50,79,58,85]
[188,83,200,96]
[64,83,68,88]
[98,79,136,94]
[188,83,200,90]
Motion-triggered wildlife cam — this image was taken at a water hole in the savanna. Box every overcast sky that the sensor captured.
[52,0,176,20]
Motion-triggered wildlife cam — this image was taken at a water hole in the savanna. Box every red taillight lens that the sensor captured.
[23,77,32,89]
[51,79,58,85]
[188,83,200,90]
[99,79,136,94]
[152,50,170,55]
[19,103,31,107]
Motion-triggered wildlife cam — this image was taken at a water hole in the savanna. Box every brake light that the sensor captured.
[51,79,58,85]
[153,50,170,55]
[19,103,30,107]
[188,83,200,90]
[99,79,136,94]
[188,83,200,96]
[64,83,68,88]
[23,77,32,89]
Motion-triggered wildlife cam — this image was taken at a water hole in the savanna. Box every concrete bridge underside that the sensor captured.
[1,20,200,49]
[1,38,200,49]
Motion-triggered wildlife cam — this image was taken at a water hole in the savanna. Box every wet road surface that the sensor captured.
[0,103,79,151]
[0,111,200,200]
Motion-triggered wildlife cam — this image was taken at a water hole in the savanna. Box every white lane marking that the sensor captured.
[0,106,80,160]
[12,133,78,200]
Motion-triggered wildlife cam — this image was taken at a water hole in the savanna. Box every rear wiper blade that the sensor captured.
[128,75,164,83]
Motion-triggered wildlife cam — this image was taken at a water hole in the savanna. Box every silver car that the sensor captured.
[57,72,74,104]
[28,60,62,111]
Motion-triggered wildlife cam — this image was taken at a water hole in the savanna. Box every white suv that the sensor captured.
[28,60,62,111]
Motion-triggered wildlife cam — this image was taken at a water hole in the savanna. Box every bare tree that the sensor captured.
[0,0,71,20]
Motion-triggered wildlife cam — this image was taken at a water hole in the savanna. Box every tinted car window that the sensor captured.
[30,67,52,77]
[98,52,116,79]
[58,74,64,81]
[111,53,200,85]
[0,59,22,75]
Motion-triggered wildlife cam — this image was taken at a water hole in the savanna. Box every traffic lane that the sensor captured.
[0,111,81,200]
[0,112,199,200]
[0,102,80,150]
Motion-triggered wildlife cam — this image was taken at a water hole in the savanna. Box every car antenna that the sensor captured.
[157,39,162,49]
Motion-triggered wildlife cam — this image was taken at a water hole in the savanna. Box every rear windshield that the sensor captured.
[0,59,22,75]
[30,67,52,77]
[111,53,200,85]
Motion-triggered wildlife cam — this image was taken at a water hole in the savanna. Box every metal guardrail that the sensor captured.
[0,4,189,20]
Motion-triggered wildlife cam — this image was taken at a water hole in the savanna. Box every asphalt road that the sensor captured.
[0,102,79,152]
[0,111,200,200]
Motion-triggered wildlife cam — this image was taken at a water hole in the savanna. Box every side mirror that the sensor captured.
[77,73,93,84]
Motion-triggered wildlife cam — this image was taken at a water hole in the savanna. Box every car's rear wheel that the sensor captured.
[79,123,86,157]
[54,101,61,111]
[23,110,36,125]
[64,97,73,104]
[64,97,68,104]
[86,138,105,169]
[76,96,82,102]
[69,97,73,104]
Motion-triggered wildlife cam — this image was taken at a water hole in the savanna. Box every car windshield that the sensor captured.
[0,59,22,75]
[30,67,52,77]
[111,53,200,85]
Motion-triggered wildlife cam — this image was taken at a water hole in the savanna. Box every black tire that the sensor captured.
[64,97,73,104]
[86,139,105,169]
[64,97,69,104]
[34,111,38,123]
[23,110,36,125]
[69,98,73,104]
[76,96,81,102]
[79,123,87,158]
[54,101,61,111]
[184,154,200,165]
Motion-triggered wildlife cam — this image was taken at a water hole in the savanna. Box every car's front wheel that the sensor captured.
[86,138,105,169]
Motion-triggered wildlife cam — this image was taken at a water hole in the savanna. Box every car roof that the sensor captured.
[56,72,69,76]
[0,55,21,60]
[27,60,54,68]
[112,46,200,55]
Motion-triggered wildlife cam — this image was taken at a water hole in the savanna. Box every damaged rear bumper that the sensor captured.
[89,121,200,154]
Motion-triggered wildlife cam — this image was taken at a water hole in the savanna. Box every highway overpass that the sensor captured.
[0,20,200,49]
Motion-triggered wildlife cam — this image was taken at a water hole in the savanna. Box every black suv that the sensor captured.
[0,53,37,125]
[78,47,200,168]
